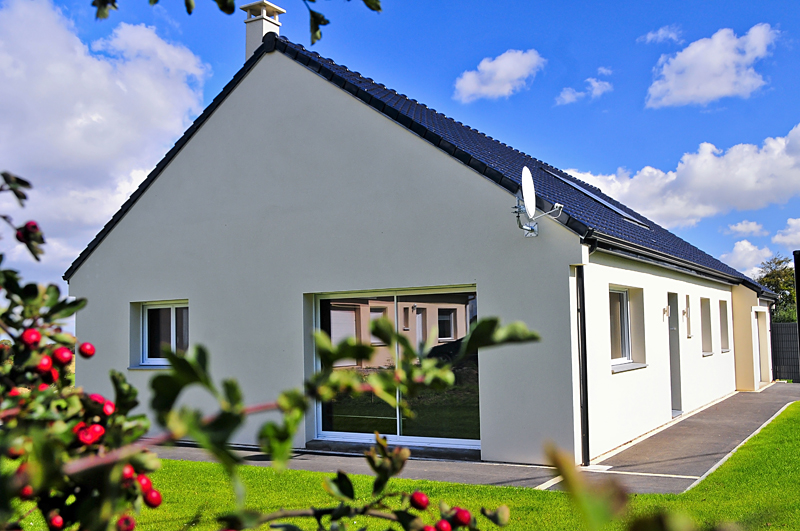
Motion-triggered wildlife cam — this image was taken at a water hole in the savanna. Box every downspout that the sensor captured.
[794,250,800,358]
[576,266,590,466]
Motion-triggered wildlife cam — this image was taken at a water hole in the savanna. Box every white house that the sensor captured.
[65,3,776,465]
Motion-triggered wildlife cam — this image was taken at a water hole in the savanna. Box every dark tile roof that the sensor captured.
[63,33,772,297]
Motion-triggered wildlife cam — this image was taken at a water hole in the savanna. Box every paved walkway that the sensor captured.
[154,382,800,494]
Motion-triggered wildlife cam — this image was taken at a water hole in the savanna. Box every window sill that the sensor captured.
[611,362,647,374]
[721,349,731,353]
[128,364,171,370]
[702,351,714,357]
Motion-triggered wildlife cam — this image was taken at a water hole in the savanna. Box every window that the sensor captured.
[700,298,712,355]
[609,290,631,364]
[318,290,479,442]
[438,309,455,340]
[142,302,188,365]
[369,307,387,345]
[719,300,730,352]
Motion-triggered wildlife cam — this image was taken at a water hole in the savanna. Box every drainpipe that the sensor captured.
[576,266,590,466]
[794,250,799,357]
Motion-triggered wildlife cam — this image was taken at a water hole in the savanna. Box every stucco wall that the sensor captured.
[583,252,736,459]
[69,50,584,464]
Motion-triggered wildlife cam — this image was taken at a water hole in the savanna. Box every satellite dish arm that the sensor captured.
[514,198,564,236]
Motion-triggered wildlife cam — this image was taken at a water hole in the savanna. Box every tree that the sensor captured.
[755,254,797,323]
[90,0,380,44]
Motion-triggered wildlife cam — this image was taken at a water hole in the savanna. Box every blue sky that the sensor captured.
[0,0,799,292]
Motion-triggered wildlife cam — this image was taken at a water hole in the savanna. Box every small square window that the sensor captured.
[142,302,188,365]
[438,309,455,340]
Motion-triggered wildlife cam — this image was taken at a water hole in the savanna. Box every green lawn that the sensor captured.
[6,402,800,530]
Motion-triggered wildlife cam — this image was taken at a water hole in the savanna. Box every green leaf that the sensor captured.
[323,470,355,500]
[222,379,244,412]
[111,370,139,416]
[309,9,329,44]
[459,318,540,360]
[218,509,265,530]
[46,297,87,321]
[361,0,381,11]
[393,510,424,531]
[214,0,235,15]
[370,317,394,346]
[481,506,511,527]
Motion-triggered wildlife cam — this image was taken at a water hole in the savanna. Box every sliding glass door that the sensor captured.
[317,289,479,447]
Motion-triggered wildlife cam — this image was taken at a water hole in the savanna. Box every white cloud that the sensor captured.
[556,77,613,105]
[773,218,800,247]
[0,0,207,287]
[586,78,613,98]
[555,87,585,105]
[727,220,768,236]
[646,23,778,108]
[565,123,800,228]
[720,240,772,278]
[597,66,613,76]
[638,25,683,44]
[453,49,546,103]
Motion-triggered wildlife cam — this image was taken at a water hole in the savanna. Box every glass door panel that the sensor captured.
[320,297,397,434]
[397,293,479,440]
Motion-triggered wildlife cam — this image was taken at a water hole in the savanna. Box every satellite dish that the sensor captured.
[521,166,536,220]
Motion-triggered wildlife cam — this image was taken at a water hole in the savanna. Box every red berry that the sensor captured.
[78,342,95,358]
[122,464,135,481]
[435,520,451,531]
[116,515,136,531]
[72,421,87,434]
[53,347,73,365]
[423,527,436,531]
[9,387,22,397]
[24,221,39,233]
[410,491,429,510]
[453,509,471,527]
[144,488,162,508]
[19,485,34,499]
[88,393,105,404]
[36,355,53,373]
[48,367,59,383]
[38,383,50,392]
[7,446,24,458]
[103,401,116,416]
[78,424,105,445]
[21,329,41,347]
[48,514,64,529]
[15,230,26,243]
[136,474,152,493]
[78,429,94,445]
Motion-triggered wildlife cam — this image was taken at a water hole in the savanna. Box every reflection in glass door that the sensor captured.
[318,290,479,444]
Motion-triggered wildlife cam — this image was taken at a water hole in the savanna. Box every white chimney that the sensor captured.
[240,0,285,60]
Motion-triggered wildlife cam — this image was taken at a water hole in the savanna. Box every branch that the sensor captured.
[0,406,20,421]
[62,400,279,476]
[257,506,400,525]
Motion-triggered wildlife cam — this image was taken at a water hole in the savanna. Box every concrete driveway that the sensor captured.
[153,382,800,494]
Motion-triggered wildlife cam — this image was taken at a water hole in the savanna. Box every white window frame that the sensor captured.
[312,286,480,450]
[141,301,188,366]
[609,289,632,365]
[437,308,456,341]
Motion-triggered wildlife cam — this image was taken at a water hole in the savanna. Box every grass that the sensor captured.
[5,402,800,530]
